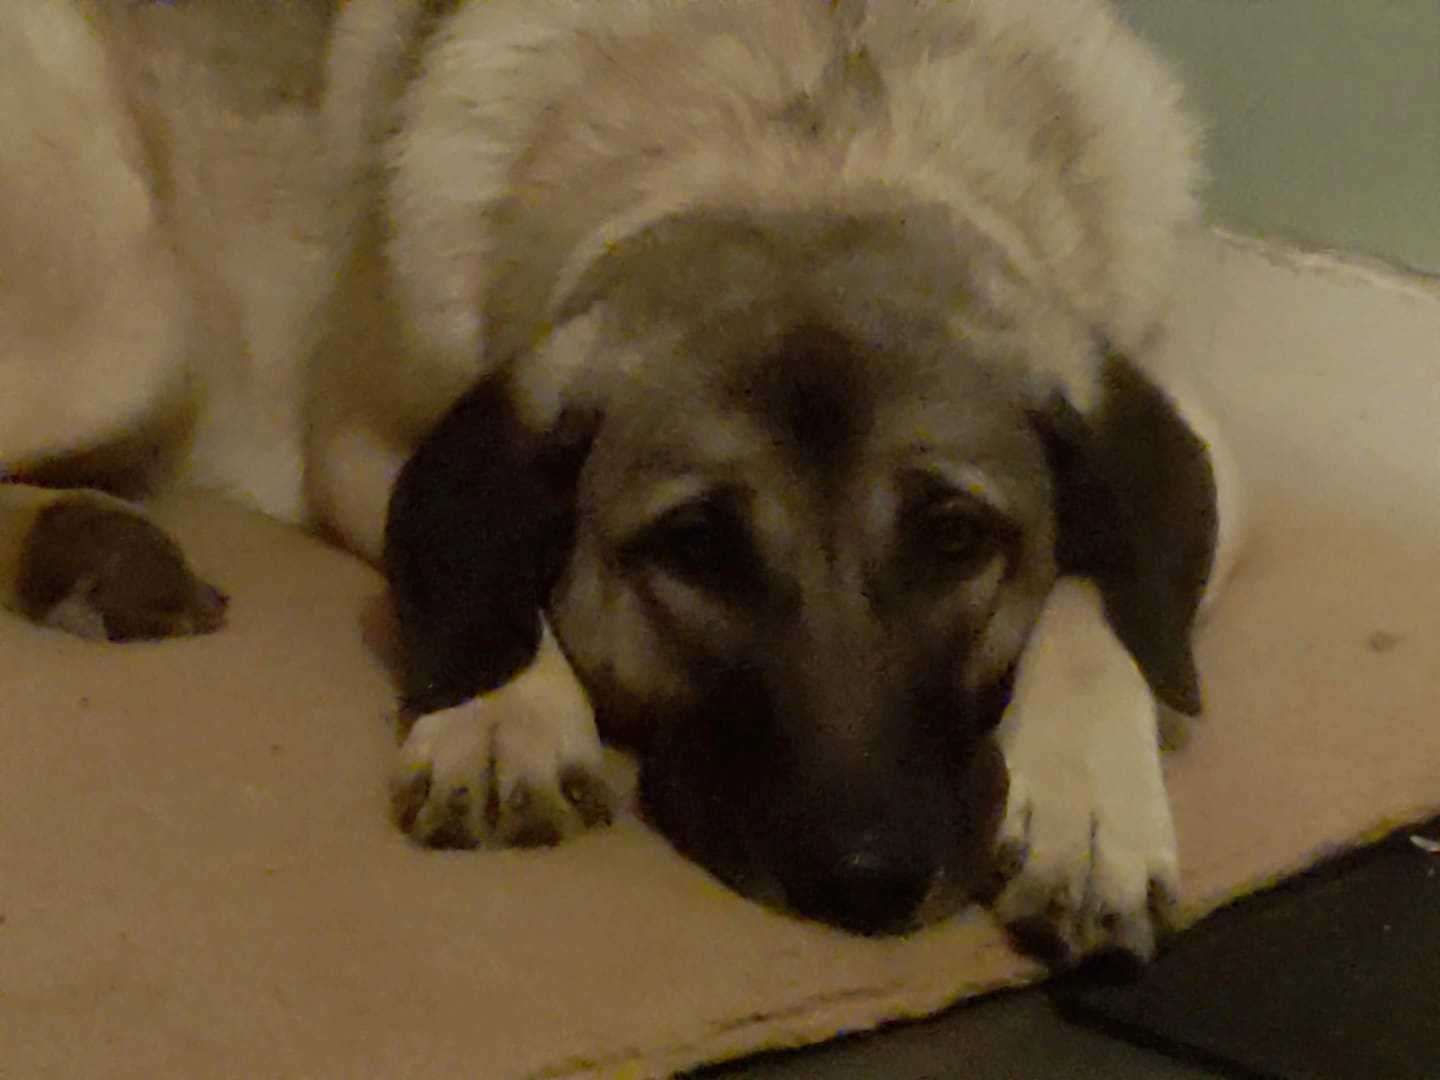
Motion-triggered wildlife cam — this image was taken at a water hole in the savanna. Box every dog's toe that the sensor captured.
[995,845,1178,967]
[392,679,613,851]
[488,734,614,848]
[494,782,566,848]
[392,708,492,847]
[1005,907,1080,970]
[561,764,615,828]
[991,764,1178,967]
[390,763,432,835]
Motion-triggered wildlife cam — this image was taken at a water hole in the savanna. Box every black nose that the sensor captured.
[783,828,934,936]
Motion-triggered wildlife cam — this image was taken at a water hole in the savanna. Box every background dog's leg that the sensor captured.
[0,0,194,474]
[306,417,410,568]
[0,6,232,642]
[989,578,1178,967]
[0,484,226,641]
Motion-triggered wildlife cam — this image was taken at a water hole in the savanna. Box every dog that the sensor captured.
[0,0,1242,963]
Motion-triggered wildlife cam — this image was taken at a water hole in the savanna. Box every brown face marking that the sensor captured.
[558,299,1058,934]
[16,497,227,641]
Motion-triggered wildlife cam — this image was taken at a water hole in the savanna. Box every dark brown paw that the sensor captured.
[17,496,228,641]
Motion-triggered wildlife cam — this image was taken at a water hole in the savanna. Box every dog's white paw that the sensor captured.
[991,745,1179,966]
[988,580,1180,967]
[391,664,614,849]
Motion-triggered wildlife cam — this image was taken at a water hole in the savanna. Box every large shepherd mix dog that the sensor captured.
[1,0,1242,963]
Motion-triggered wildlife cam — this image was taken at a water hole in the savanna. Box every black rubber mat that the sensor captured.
[1057,817,1440,1080]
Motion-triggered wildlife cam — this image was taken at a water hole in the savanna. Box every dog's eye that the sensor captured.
[911,500,1000,575]
[628,501,760,596]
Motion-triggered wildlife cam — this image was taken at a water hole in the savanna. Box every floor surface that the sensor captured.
[703,817,1440,1079]
[698,989,1229,1079]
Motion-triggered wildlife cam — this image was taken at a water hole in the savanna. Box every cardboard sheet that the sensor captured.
[3,235,1438,1077]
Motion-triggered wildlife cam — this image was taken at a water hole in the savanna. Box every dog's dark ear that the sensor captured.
[383,376,593,714]
[1033,353,1217,715]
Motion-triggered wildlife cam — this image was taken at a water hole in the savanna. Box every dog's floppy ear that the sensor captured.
[1033,351,1217,715]
[383,375,594,714]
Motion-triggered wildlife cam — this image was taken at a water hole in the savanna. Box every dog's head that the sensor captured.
[385,207,1215,934]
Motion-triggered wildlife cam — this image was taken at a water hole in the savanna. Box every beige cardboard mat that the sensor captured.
[3,236,1439,1077]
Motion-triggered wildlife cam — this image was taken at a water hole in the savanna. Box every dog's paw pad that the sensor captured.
[390,765,433,835]
[561,765,615,828]
[491,761,616,847]
[428,785,485,850]
[391,708,491,848]
[494,781,567,848]
[17,496,227,641]
[392,691,613,851]
[999,871,1178,966]
[1005,909,1079,969]
[1146,877,1181,938]
[991,778,1178,967]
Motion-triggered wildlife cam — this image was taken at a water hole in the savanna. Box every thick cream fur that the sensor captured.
[359,0,1200,426]
[1,0,1201,556]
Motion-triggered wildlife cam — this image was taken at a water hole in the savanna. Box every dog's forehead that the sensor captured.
[710,319,1034,468]
[596,313,1044,522]
[722,323,874,470]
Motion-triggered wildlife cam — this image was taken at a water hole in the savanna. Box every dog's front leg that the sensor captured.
[989,577,1179,966]
[390,619,615,849]
[377,369,618,850]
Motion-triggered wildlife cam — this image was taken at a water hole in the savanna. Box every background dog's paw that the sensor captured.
[17,496,228,641]
[990,770,1179,968]
[391,680,614,850]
